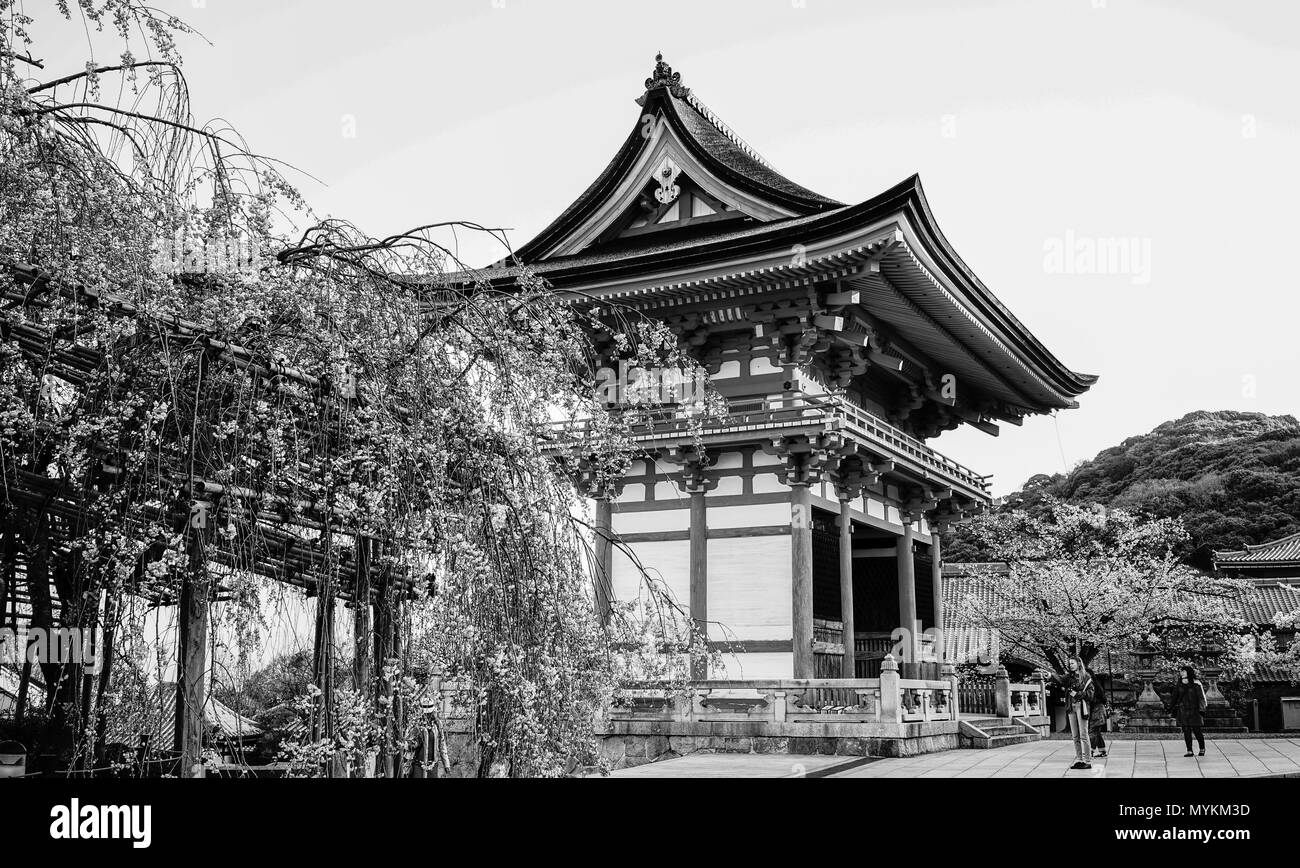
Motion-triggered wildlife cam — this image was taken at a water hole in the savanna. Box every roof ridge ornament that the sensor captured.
[641,52,691,101]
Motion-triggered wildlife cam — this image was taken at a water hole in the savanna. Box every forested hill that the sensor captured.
[944,411,1300,568]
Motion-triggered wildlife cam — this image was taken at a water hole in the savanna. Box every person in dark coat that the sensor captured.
[1172,665,1207,757]
[1089,675,1109,758]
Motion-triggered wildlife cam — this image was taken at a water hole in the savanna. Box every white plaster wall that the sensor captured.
[710,652,793,680]
[612,508,690,534]
[707,502,791,530]
[707,535,791,642]
[611,539,690,612]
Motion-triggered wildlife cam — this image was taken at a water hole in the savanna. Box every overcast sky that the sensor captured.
[34,0,1300,496]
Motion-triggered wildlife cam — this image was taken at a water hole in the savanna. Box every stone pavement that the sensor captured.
[602,738,1300,778]
[832,737,1300,778]
[606,753,876,778]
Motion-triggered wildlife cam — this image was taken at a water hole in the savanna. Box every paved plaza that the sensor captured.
[607,738,1300,778]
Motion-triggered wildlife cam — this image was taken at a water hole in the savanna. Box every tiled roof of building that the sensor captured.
[104,683,262,747]
[1214,532,1300,565]
[1240,582,1300,625]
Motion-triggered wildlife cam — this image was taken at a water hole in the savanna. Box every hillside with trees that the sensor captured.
[945,411,1300,567]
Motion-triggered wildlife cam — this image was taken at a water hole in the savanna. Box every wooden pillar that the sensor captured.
[176,501,210,778]
[930,532,944,641]
[689,490,707,679]
[594,498,614,626]
[837,496,855,678]
[311,589,336,745]
[896,518,917,675]
[791,484,814,679]
[353,535,373,693]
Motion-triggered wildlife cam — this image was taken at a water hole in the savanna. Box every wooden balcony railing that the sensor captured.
[543,393,991,498]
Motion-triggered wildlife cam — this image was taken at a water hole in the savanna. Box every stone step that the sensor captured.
[987,733,1037,749]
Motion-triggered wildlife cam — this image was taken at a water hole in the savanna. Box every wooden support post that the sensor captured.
[594,498,614,626]
[838,496,855,678]
[176,505,210,778]
[353,535,372,694]
[311,589,336,746]
[896,519,918,678]
[791,484,814,679]
[930,533,944,644]
[689,490,707,680]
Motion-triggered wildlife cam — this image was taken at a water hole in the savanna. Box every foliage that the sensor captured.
[1,2,721,776]
[944,411,1300,567]
[950,501,1254,676]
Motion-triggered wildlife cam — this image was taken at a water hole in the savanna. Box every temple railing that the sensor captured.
[611,679,886,724]
[958,683,998,716]
[1007,681,1048,719]
[541,393,990,498]
[610,655,962,727]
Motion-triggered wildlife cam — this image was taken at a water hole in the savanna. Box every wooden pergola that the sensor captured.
[1,257,424,776]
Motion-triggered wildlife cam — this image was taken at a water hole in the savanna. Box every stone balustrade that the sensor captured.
[610,655,963,727]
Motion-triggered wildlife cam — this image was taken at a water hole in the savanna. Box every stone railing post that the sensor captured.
[994,665,1012,718]
[880,654,902,723]
[772,689,788,723]
[943,661,959,722]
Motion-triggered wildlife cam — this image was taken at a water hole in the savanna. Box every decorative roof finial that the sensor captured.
[642,51,690,100]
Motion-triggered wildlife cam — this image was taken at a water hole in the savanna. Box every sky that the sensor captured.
[28,0,1300,496]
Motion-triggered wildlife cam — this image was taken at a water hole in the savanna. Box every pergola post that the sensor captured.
[176,500,210,779]
[353,535,373,693]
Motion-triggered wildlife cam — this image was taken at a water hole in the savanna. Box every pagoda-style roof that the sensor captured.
[515,53,841,263]
[1214,532,1300,567]
[478,54,1097,422]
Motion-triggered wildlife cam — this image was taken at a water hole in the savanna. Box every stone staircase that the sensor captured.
[960,717,1043,750]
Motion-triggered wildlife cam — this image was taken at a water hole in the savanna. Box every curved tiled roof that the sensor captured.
[514,55,841,263]
[1214,532,1300,565]
[1239,583,1300,625]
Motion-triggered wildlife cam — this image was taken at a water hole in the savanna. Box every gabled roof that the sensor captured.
[514,54,841,263]
[1214,532,1300,566]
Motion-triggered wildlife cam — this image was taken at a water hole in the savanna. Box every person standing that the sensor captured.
[1046,657,1096,770]
[1089,674,1109,758]
[1172,665,1208,757]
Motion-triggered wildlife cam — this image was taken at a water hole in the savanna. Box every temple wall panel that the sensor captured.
[707,535,792,643]
[706,501,790,530]
[712,652,793,680]
[611,539,691,612]
[611,507,689,535]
